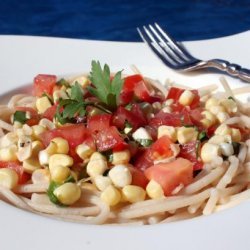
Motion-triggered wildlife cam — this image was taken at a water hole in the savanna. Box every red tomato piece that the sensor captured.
[15,106,40,126]
[0,161,30,184]
[149,111,182,128]
[149,135,174,160]
[43,105,58,121]
[144,158,193,196]
[87,114,111,133]
[95,126,125,152]
[166,87,184,101]
[179,141,203,171]
[134,148,153,171]
[189,90,200,109]
[130,167,149,189]
[33,74,57,97]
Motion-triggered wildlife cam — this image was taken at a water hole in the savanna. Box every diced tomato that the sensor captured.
[112,105,146,131]
[0,161,30,184]
[40,124,92,149]
[95,126,125,152]
[15,106,40,126]
[149,111,182,128]
[130,167,149,189]
[189,90,200,109]
[179,141,203,171]
[43,105,58,121]
[134,148,153,171]
[189,108,203,127]
[33,74,57,97]
[166,87,184,101]
[87,114,111,133]
[207,125,218,138]
[145,158,193,195]
[149,135,174,160]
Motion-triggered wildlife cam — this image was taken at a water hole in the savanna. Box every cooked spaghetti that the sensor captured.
[0,60,249,225]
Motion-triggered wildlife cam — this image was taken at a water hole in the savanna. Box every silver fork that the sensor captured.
[137,23,250,83]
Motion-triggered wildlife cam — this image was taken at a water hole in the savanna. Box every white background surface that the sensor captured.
[0,32,250,250]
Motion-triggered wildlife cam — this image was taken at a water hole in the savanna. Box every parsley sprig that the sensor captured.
[88,60,124,110]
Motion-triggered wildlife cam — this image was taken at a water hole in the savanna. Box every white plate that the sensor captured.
[0,32,250,250]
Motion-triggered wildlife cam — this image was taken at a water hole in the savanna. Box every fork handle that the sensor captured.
[206,59,250,82]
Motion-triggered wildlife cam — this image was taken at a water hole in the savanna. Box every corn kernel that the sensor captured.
[231,128,241,142]
[52,89,68,102]
[53,183,81,205]
[202,111,217,124]
[157,125,177,142]
[32,168,50,184]
[0,145,18,161]
[23,158,42,174]
[217,112,230,123]
[76,144,94,160]
[208,135,232,144]
[51,137,69,154]
[220,99,237,113]
[80,182,98,191]
[94,175,112,191]
[177,127,198,144]
[38,150,50,166]
[215,124,232,136]
[112,150,130,165]
[71,76,89,88]
[178,90,195,106]
[146,180,164,199]
[122,185,146,203]
[109,165,132,188]
[0,132,17,148]
[201,143,221,163]
[45,142,57,154]
[87,154,108,178]
[209,105,226,115]
[205,97,219,109]
[50,165,70,183]
[100,185,121,206]
[0,168,18,189]
[49,154,73,169]
[200,118,214,129]
[31,141,44,156]
[39,118,55,130]
[162,106,172,113]
[36,96,52,114]
[32,125,46,139]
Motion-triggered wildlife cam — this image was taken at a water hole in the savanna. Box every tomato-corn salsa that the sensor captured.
[0,60,246,209]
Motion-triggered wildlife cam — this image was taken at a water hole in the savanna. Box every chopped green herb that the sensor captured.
[232,142,241,155]
[195,141,200,159]
[88,60,124,110]
[56,78,70,88]
[125,103,132,111]
[13,111,28,124]
[124,121,133,134]
[64,175,76,183]
[137,139,153,147]
[102,150,113,162]
[228,96,235,102]
[184,125,195,128]
[198,131,208,142]
[47,181,64,206]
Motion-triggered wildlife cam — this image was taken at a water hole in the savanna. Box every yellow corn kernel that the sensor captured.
[51,137,69,154]
[205,97,219,109]
[50,165,70,183]
[80,182,98,191]
[90,152,106,161]
[32,168,50,184]
[109,165,132,188]
[200,118,214,129]
[100,185,121,206]
[201,143,221,163]
[45,142,57,154]
[0,145,18,161]
[38,150,50,166]
[202,111,217,124]
[178,90,195,106]
[32,125,46,139]
[209,105,226,115]
[53,183,81,205]
[23,158,42,174]
[71,76,89,88]
[39,118,56,130]
[217,112,230,123]
[0,168,18,189]
[162,106,172,113]
[146,180,164,199]
[220,99,237,113]
[177,127,198,144]
[157,125,177,142]
[76,144,94,160]
[231,128,241,142]
[86,158,108,178]
[49,154,73,169]
[36,96,52,114]
[31,141,44,156]
[215,124,232,136]
[112,150,130,165]
[122,185,146,203]
[94,175,112,191]
[0,132,18,148]
[52,89,68,102]
[208,135,232,144]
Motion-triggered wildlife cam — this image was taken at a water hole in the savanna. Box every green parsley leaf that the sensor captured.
[56,78,70,88]
[64,175,76,183]
[47,181,64,206]
[137,139,153,147]
[13,111,28,124]
[71,82,84,102]
[88,60,124,110]
[228,96,235,101]
[198,131,208,142]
